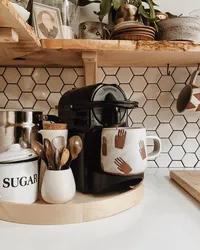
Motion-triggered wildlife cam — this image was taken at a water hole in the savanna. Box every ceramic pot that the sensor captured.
[41,168,76,204]
[101,127,161,176]
[79,21,110,39]
[38,129,68,146]
[115,4,138,24]
[157,17,200,42]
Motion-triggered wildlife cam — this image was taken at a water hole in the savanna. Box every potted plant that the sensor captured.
[100,0,159,29]
[78,0,159,30]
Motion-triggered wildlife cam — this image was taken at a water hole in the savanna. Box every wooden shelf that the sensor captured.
[41,39,200,67]
[0,182,144,225]
[1,0,200,84]
[2,39,200,67]
[0,0,40,59]
[2,39,200,85]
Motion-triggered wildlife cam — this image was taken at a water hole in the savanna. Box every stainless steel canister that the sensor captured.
[0,110,43,153]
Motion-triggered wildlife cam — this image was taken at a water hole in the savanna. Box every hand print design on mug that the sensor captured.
[102,136,107,156]
[115,129,127,149]
[114,157,132,175]
[139,140,146,160]
[101,127,162,176]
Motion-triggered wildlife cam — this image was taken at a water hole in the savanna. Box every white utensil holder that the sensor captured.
[41,168,76,204]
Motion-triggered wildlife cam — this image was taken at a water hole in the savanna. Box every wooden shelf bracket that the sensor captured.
[82,51,97,86]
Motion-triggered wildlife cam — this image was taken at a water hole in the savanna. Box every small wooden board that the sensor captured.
[0,182,144,225]
[170,170,200,203]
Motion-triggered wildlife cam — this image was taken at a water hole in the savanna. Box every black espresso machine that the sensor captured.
[58,84,144,194]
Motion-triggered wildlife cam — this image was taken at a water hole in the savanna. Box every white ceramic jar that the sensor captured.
[41,168,76,204]
[38,129,68,146]
[0,144,38,204]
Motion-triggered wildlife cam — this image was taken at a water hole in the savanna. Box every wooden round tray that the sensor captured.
[0,182,144,225]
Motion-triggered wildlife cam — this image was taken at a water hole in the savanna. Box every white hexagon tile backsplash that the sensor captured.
[0,66,200,168]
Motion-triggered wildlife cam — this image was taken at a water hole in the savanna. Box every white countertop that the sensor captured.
[0,168,200,250]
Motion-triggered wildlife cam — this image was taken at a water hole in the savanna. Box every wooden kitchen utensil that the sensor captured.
[59,147,70,170]
[55,149,61,169]
[31,140,48,167]
[68,136,83,160]
[170,170,200,203]
[44,138,56,170]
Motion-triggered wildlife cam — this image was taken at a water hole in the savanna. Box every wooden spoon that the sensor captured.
[44,138,56,170]
[68,136,83,161]
[63,136,83,170]
[59,148,70,170]
[55,149,61,170]
[31,139,48,167]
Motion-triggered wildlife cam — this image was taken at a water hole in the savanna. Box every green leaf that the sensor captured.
[133,0,142,7]
[165,12,179,18]
[112,0,126,10]
[153,21,158,32]
[99,0,112,21]
[78,0,100,6]
[146,8,161,15]
[138,4,150,19]
[145,0,156,19]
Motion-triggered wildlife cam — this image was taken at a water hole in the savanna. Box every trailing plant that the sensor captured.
[133,0,158,28]
[77,0,158,28]
[76,0,125,20]
[77,0,100,6]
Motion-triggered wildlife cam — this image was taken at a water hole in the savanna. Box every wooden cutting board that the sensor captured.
[170,170,200,203]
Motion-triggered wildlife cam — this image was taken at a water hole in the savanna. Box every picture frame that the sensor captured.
[32,2,63,39]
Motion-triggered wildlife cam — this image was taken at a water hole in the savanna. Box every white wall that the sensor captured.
[157,0,200,16]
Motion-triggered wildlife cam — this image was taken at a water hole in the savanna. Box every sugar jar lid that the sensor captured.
[0,144,37,163]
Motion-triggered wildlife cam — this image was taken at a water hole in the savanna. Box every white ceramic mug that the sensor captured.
[41,168,76,204]
[101,127,162,176]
